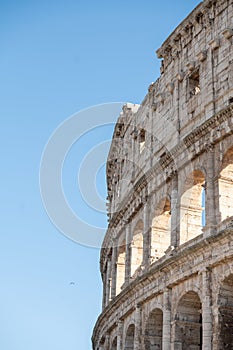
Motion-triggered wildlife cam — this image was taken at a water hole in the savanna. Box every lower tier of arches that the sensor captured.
[93,229,233,350]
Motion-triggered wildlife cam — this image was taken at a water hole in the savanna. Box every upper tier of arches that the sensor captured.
[101,137,233,305]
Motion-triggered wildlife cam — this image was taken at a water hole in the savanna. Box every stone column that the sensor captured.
[142,196,151,268]
[205,144,217,237]
[102,266,107,309]
[212,301,220,350]
[170,172,179,248]
[202,268,213,350]
[110,240,117,300]
[105,258,111,307]
[132,126,137,181]
[163,288,171,350]
[125,222,131,285]
[117,320,123,350]
[104,334,110,350]
[134,304,142,350]
[210,42,216,117]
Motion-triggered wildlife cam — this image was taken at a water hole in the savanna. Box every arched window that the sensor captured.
[125,324,135,350]
[151,197,171,262]
[98,336,105,350]
[144,308,163,350]
[116,240,126,295]
[111,336,117,350]
[218,274,233,348]
[131,220,143,277]
[139,129,146,153]
[219,146,233,221]
[180,170,205,244]
[175,291,202,349]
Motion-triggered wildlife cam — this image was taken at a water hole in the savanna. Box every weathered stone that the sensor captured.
[92,0,233,349]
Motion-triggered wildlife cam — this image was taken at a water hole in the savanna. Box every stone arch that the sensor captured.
[124,324,135,350]
[180,170,205,244]
[116,238,126,295]
[144,308,163,350]
[98,336,105,350]
[131,219,143,277]
[111,336,117,350]
[218,273,233,349]
[219,145,233,221]
[173,285,202,312]
[174,291,202,349]
[151,196,171,262]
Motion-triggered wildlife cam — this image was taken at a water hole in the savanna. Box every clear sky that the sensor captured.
[1,0,201,349]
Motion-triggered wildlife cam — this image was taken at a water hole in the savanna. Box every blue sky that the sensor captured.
[1,0,200,349]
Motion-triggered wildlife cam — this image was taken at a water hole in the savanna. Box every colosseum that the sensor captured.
[92,0,233,349]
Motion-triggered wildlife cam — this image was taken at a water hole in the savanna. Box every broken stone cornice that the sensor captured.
[209,38,220,50]
[222,28,233,39]
[156,1,204,59]
[197,50,207,62]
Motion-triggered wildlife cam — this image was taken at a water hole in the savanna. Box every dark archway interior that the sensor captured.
[175,291,202,349]
[124,324,135,350]
[219,274,233,349]
[111,336,117,350]
[144,308,163,350]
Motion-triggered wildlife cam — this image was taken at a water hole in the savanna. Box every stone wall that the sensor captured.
[93,0,233,349]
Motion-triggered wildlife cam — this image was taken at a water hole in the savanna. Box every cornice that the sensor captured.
[156,0,229,62]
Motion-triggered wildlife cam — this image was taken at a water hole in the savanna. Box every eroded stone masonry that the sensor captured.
[92,0,233,349]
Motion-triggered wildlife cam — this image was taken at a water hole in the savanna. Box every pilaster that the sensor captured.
[142,197,151,268]
[163,288,172,350]
[117,320,123,350]
[110,240,117,300]
[125,222,131,285]
[205,144,217,237]
[105,259,111,307]
[134,304,142,350]
[201,268,213,350]
[170,172,179,248]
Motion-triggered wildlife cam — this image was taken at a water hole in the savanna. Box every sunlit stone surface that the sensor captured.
[93,1,233,349]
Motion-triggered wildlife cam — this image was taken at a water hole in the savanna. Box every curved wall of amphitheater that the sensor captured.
[92,0,233,349]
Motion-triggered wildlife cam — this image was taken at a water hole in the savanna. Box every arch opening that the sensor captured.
[219,146,233,221]
[131,220,143,277]
[124,324,135,350]
[144,308,163,350]
[180,170,205,245]
[98,336,105,350]
[175,291,202,349]
[219,274,233,349]
[111,336,117,350]
[151,197,171,262]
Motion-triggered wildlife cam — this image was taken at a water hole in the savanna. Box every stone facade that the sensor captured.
[92,0,233,349]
